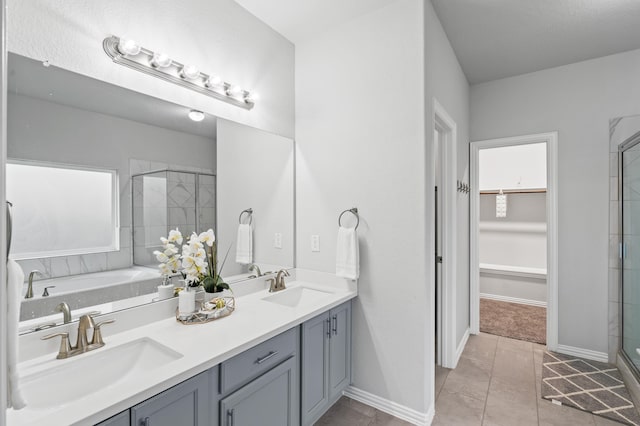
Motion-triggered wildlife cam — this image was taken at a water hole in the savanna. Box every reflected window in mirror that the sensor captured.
[6,160,119,259]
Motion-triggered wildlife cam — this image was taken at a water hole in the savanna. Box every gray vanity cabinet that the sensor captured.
[95,410,129,426]
[129,371,210,426]
[219,356,298,426]
[301,301,352,426]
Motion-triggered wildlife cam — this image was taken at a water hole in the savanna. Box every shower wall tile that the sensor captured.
[16,258,52,281]
[610,301,620,337]
[611,201,619,235]
[609,268,620,302]
[611,153,619,177]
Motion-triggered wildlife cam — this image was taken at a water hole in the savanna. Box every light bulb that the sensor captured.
[180,65,200,80]
[188,110,205,122]
[205,75,223,88]
[117,39,141,56]
[227,85,243,97]
[150,52,172,68]
[245,91,259,103]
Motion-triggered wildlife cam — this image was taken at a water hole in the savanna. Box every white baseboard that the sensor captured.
[454,328,470,368]
[556,344,609,363]
[342,386,433,426]
[480,293,547,308]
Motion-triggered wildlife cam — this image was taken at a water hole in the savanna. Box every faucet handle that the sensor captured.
[42,332,71,359]
[266,278,276,292]
[42,286,55,297]
[92,319,115,346]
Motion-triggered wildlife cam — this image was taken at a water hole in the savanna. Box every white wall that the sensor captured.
[296,0,428,415]
[216,119,294,277]
[479,143,547,191]
[471,48,640,354]
[7,0,294,139]
[296,0,469,417]
[424,0,471,357]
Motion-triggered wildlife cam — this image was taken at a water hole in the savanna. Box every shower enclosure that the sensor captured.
[620,133,640,377]
[132,169,216,267]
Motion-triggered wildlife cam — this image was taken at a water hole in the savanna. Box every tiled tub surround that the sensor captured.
[7,269,356,426]
[18,266,160,323]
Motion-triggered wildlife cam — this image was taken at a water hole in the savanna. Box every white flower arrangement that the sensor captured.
[154,228,229,293]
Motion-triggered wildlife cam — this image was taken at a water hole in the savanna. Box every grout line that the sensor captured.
[480,335,499,425]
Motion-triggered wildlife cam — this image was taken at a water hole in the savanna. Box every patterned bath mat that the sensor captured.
[542,351,640,425]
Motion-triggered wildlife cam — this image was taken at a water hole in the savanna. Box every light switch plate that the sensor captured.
[274,233,282,249]
[311,235,320,252]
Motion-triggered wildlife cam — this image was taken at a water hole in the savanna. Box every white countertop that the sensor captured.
[7,269,357,426]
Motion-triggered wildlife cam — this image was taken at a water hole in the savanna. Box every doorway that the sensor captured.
[470,132,558,351]
[432,99,457,369]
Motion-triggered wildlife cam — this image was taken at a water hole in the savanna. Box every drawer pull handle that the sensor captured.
[332,315,338,335]
[326,318,331,338]
[227,409,234,426]
[142,416,150,426]
[255,350,278,364]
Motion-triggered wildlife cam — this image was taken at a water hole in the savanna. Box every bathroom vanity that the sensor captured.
[7,270,356,426]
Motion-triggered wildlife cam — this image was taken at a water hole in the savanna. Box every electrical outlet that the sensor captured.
[274,233,282,249]
[311,235,320,252]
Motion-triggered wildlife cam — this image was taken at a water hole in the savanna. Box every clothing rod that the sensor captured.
[480,189,546,195]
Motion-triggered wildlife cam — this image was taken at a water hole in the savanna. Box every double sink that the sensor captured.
[16,281,337,413]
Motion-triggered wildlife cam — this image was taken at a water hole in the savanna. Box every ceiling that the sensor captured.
[233,0,398,44]
[432,0,640,84]
[235,0,640,85]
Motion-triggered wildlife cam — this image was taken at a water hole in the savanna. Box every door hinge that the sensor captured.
[436,255,443,264]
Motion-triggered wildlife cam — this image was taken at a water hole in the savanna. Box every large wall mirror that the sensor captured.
[7,53,295,334]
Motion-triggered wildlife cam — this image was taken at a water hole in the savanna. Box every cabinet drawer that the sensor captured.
[220,327,297,394]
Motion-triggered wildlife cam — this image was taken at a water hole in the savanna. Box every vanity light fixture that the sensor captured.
[150,52,172,68]
[188,109,205,122]
[103,35,255,110]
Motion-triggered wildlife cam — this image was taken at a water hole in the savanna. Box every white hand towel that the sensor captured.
[336,226,359,280]
[235,224,253,265]
[7,259,26,409]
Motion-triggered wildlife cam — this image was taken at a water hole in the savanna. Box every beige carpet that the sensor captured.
[480,298,546,344]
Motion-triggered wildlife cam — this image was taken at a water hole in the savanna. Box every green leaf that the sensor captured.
[202,276,216,293]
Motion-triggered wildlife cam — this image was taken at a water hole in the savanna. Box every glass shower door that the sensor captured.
[621,139,640,373]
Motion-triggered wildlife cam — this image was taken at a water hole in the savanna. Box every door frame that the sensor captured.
[469,132,558,351]
[432,98,457,368]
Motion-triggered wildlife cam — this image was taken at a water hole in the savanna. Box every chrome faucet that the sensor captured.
[55,302,72,324]
[41,314,115,359]
[25,270,43,299]
[267,269,290,293]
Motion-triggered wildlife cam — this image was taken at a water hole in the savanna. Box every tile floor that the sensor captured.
[317,333,629,425]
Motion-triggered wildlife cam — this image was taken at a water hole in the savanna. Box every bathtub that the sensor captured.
[19,266,162,325]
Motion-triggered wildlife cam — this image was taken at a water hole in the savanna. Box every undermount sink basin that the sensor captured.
[261,286,332,308]
[21,337,182,409]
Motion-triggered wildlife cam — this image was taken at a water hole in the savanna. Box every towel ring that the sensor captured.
[239,208,253,225]
[338,207,359,230]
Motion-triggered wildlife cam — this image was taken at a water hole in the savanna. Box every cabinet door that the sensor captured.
[130,371,210,426]
[301,311,330,425]
[329,301,351,400]
[96,410,129,426]
[220,356,298,426]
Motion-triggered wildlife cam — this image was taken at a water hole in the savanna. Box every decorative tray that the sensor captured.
[176,296,235,325]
